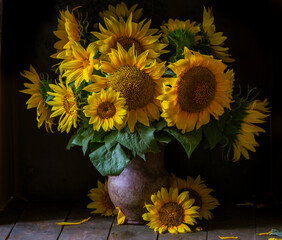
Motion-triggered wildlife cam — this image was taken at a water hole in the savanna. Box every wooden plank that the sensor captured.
[108,219,158,240]
[8,202,70,240]
[255,207,282,240]
[58,202,114,240]
[157,220,207,240]
[0,199,27,240]
[207,205,256,240]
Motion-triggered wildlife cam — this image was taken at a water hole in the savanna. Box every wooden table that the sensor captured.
[1,199,281,240]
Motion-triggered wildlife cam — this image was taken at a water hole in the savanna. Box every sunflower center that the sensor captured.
[63,94,75,113]
[107,66,155,110]
[159,202,184,227]
[178,66,216,112]
[116,37,143,55]
[181,188,202,208]
[97,101,116,119]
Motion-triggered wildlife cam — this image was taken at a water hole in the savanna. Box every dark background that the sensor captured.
[1,0,281,205]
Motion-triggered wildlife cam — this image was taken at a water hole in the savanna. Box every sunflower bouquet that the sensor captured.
[21,1,270,234]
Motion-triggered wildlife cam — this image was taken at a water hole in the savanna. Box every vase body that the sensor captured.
[108,147,170,224]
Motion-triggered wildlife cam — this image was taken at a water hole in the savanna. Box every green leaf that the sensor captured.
[164,127,202,158]
[202,117,223,149]
[89,143,130,176]
[154,131,175,144]
[66,126,94,155]
[114,123,160,160]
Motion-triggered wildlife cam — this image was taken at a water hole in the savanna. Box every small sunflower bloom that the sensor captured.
[60,42,100,88]
[47,80,78,133]
[51,7,80,59]
[202,7,234,63]
[142,187,199,234]
[87,180,117,216]
[83,87,128,132]
[20,65,54,132]
[171,175,219,220]
[232,98,270,161]
[99,2,143,22]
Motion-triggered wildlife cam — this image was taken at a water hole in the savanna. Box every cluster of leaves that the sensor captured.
[67,120,202,176]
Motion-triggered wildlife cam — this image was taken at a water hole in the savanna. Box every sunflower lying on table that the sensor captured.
[21,1,270,234]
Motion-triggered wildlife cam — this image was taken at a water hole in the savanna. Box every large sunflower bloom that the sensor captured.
[171,175,219,220]
[83,88,128,132]
[142,187,199,234]
[51,7,80,59]
[84,44,166,132]
[99,2,143,22]
[158,48,234,133]
[47,80,78,133]
[20,65,54,132]
[87,180,117,216]
[233,99,270,161]
[92,13,168,59]
[202,7,234,63]
[60,42,100,88]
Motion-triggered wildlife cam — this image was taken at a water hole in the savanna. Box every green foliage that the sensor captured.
[89,143,130,176]
[164,127,202,158]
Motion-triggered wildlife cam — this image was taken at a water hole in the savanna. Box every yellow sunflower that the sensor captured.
[171,175,219,220]
[202,7,234,63]
[60,42,100,88]
[233,99,270,161]
[83,88,128,132]
[51,7,80,59]
[47,79,78,133]
[99,2,143,22]
[20,65,54,132]
[92,13,168,59]
[158,48,234,133]
[84,44,166,133]
[160,18,202,47]
[142,187,199,234]
[87,180,117,216]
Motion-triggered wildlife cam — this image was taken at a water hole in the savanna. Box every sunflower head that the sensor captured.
[20,65,54,132]
[99,2,143,22]
[92,13,168,60]
[142,187,199,234]
[160,19,201,61]
[158,48,234,133]
[87,180,117,216]
[83,87,128,132]
[171,174,220,220]
[220,93,270,161]
[51,7,81,59]
[47,78,78,133]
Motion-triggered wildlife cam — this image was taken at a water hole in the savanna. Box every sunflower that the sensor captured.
[51,7,80,59]
[142,187,199,234]
[201,7,234,63]
[83,88,128,132]
[47,79,78,133]
[87,180,117,216]
[99,2,143,22]
[232,99,270,161]
[158,48,234,133]
[60,42,100,88]
[171,175,219,220]
[20,65,54,132]
[160,19,201,52]
[92,13,168,59]
[84,44,165,133]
